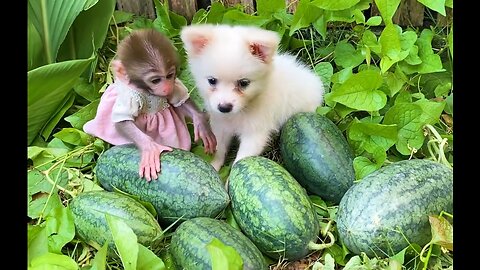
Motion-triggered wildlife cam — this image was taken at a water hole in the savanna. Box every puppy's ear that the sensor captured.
[247,29,280,63]
[180,25,214,56]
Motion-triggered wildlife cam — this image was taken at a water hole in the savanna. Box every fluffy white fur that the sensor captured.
[181,24,324,171]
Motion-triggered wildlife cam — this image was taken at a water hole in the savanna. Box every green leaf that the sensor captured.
[41,92,76,141]
[28,192,63,220]
[312,14,327,39]
[383,103,424,155]
[106,214,139,270]
[418,0,446,16]
[324,243,348,266]
[58,0,116,61]
[428,215,453,251]
[89,242,108,270]
[65,99,100,130]
[28,20,46,71]
[448,25,453,58]
[315,253,335,270]
[331,67,353,84]
[366,16,382,26]
[112,10,134,24]
[289,0,322,36]
[414,99,445,124]
[45,204,75,254]
[137,244,166,270]
[28,224,48,265]
[256,0,285,16]
[169,9,188,30]
[314,62,334,92]
[379,24,409,73]
[323,0,371,23]
[362,30,381,55]
[206,238,243,270]
[445,93,453,115]
[152,0,176,37]
[404,45,422,65]
[343,255,363,269]
[28,0,88,64]
[352,9,365,24]
[311,0,360,11]
[204,2,230,24]
[374,0,401,25]
[222,10,270,26]
[384,68,407,97]
[28,252,78,270]
[330,70,386,111]
[53,128,91,146]
[348,121,397,152]
[399,29,445,74]
[390,247,407,264]
[353,151,385,179]
[28,57,95,145]
[334,40,365,69]
[224,206,242,231]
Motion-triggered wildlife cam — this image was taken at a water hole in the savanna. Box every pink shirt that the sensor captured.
[83,78,192,151]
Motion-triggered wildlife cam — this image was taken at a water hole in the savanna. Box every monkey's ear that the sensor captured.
[111,60,128,81]
[180,25,214,56]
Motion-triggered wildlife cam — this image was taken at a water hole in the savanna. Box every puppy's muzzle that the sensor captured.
[218,103,233,113]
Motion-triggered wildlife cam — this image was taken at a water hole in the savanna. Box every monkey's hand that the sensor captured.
[138,141,173,181]
[193,112,217,154]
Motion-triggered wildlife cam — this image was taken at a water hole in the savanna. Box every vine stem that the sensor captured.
[308,231,335,250]
[33,143,96,224]
[424,124,452,168]
[419,242,434,270]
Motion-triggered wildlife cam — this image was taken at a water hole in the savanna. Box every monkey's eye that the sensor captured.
[166,72,175,79]
[151,78,162,84]
[238,79,250,88]
[207,77,217,86]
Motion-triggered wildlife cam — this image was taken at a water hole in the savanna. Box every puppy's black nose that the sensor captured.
[218,103,233,113]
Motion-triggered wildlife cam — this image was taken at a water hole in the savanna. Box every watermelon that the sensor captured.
[69,190,163,251]
[336,159,453,257]
[170,217,267,269]
[228,156,326,260]
[280,112,355,204]
[94,144,230,225]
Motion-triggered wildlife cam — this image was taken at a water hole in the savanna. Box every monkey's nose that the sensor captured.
[218,103,233,113]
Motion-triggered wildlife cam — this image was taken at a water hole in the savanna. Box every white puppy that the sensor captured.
[181,24,324,171]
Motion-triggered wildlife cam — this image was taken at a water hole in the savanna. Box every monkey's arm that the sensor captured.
[115,120,172,181]
[176,99,217,154]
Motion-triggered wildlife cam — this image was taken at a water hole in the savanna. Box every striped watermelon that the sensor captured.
[336,159,453,257]
[69,190,163,251]
[170,217,267,269]
[228,156,323,260]
[94,144,230,225]
[280,112,355,204]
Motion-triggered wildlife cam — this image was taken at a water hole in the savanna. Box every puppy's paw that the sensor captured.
[211,159,224,171]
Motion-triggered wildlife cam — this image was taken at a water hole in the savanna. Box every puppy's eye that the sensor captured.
[151,78,161,84]
[207,77,217,86]
[238,79,250,88]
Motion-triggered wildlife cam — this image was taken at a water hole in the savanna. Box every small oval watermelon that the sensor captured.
[95,144,230,226]
[280,112,355,204]
[336,159,453,257]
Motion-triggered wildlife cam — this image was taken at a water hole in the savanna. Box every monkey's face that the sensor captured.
[143,69,176,97]
[128,66,176,97]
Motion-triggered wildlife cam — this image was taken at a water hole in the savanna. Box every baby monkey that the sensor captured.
[84,29,216,181]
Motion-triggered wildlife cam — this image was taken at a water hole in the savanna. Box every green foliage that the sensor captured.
[206,238,244,270]
[27,0,453,269]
